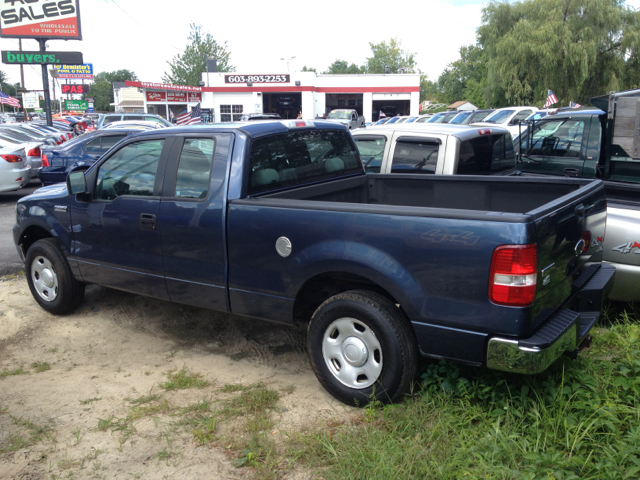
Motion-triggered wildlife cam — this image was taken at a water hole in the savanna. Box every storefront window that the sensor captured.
[221,105,244,122]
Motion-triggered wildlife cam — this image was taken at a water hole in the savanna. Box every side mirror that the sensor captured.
[67,171,87,195]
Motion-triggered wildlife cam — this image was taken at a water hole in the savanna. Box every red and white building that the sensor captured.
[125,71,420,123]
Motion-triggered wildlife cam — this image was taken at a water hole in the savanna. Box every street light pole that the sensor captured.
[280,56,296,72]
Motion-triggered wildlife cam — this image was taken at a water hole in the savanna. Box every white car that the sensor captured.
[0,131,43,179]
[0,147,30,192]
[472,106,538,138]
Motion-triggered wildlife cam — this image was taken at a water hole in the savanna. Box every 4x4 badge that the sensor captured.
[612,242,640,254]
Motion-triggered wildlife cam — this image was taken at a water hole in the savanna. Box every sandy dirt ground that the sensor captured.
[0,274,356,479]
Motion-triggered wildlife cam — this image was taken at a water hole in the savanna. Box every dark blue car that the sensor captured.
[39,128,143,185]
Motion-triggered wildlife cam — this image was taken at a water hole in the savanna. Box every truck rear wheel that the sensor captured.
[25,239,85,315]
[307,290,418,406]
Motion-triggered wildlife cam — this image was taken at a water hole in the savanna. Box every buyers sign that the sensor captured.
[0,0,82,40]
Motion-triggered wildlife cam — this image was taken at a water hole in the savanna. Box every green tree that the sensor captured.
[87,70,138,112]
[163,23,234,86]
[478,0,640,108]
[364,37,417,74]
[419,75,439,103]
[301,66,317,72]
[323,60,364,74]
[0,70,20,98]
[437,44,487,107]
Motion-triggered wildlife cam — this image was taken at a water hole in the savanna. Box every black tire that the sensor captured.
[25,238,85,314]
[307,290,418,406]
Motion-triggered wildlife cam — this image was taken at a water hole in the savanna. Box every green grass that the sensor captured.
[31,361,51,373]
[0,416,54,454]
[287,305,640,480]
[160,366,210,391]
[0,366,25,379]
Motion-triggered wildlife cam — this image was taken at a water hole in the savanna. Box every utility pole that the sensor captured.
[18,39,27,121]
[37,39,53,126]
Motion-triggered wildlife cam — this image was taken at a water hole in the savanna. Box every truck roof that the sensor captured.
[131,120,349,140]
[552,108,605,118]
[361,122,511,140]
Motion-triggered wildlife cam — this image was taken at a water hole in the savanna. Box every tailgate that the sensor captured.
[530,180,607,325]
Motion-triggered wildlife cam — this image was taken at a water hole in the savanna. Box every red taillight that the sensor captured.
[1,154,22,163]
[42,154,50,167]
[27,147,41,157]
[478,128,493,135]
[295,121,306,127]
[489,244,538,307]
[67,133,73,139]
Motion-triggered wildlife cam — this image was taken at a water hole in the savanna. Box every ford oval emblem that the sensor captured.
[574,239,586,256]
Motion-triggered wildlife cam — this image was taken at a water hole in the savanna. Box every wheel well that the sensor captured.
[20,226,52,255]
[293,272,399,324]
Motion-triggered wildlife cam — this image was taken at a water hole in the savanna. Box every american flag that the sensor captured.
[543,90,558,109]
[0,91,21,108]
[570,101,582,108]
[176,103,201,126]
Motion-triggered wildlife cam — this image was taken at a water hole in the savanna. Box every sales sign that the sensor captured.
[61,84,89,94]
[0,0,82,40]
[224,74,290,84]
[167,91,186,102]
[53,63,93,79]
[64,99,87,111]
[146,91,166,102]
[187,92,201,102]
[2,51,82,65]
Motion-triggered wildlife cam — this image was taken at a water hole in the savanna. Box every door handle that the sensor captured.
[564,168,580,177]
[140,213,156,231]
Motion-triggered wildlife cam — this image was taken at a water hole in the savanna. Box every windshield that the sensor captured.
[354,137,386,173]
[387,117,401,124]
[327,111,352,120]
[449,112,471,124]
[483,110,515,124]
[427,113,446,123]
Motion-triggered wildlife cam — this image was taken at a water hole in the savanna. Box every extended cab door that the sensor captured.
[69,136,172,299]
[520,117,589,176]
[157,134,233,312]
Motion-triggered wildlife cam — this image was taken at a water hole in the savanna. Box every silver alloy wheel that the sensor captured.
[321,317,383,389]
[31,255,59,302]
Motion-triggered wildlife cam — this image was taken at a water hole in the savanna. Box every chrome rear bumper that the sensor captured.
[486,264,615,374]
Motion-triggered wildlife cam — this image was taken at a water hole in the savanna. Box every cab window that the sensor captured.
[353,137,386,173]
[174,138,215,199]
[100,135,127,152]
[390,140,439,174]
[95,139,165,200]
[457,134,513,174]
[248,130,361,194]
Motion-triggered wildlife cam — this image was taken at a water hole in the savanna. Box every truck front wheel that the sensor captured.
[25,239,85,315]
[307,290,418,406]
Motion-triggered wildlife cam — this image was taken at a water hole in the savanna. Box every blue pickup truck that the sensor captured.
[13,120,615,405]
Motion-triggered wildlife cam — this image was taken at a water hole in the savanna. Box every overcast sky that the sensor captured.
[1,0,640,93]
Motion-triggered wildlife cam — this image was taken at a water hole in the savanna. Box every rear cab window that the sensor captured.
[390,136,440,174]
[247,129,362,195]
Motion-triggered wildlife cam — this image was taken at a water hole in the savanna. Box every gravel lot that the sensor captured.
[0,182,354,478]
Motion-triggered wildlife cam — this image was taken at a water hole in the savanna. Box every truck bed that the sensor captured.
[261,174,592,221]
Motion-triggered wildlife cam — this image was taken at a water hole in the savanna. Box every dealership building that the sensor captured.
[124,71,420,123]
